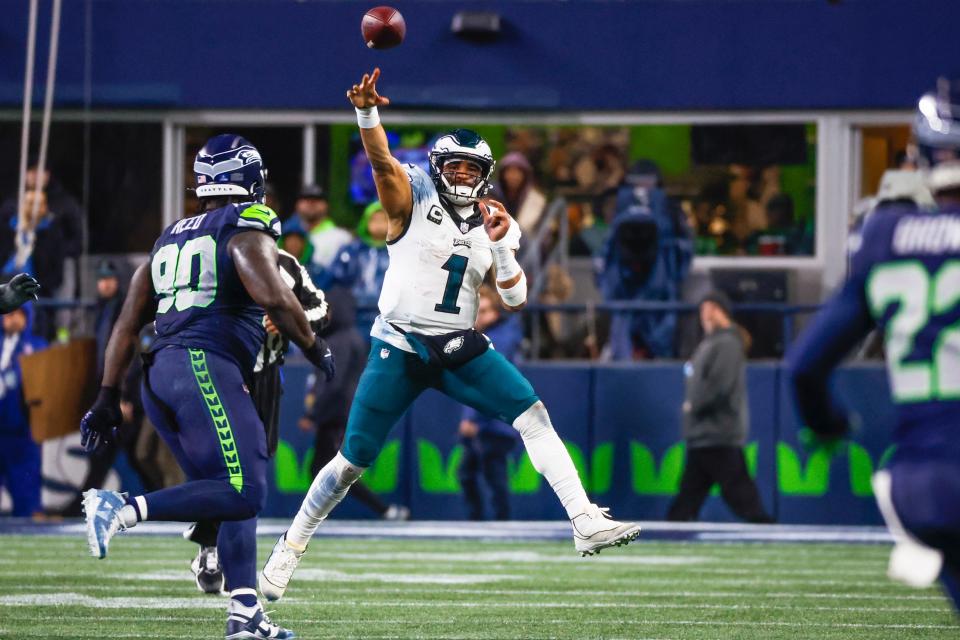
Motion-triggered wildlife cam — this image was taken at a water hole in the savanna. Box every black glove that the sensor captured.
[80,386,123,452]
[303,337,336,382]
[0,273,40,313]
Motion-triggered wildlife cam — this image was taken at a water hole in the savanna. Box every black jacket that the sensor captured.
[682,326,748,449]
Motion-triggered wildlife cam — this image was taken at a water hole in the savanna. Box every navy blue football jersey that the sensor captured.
[149,202,281,372]
[788,203,960,454]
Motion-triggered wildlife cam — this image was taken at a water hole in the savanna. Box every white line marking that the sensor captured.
[0,593,305,609]
[295,568,523,584]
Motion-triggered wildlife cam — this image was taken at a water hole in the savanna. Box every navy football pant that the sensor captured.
[891,453,960,610]
[140,347,268,591]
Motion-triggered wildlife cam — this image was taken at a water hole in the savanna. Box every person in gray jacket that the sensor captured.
[667,291,773,523]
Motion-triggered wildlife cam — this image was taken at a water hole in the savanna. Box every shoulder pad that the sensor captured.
[236,203,281,238]
[403,164,435,205]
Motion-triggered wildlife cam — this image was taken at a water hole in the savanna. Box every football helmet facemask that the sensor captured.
[429,129,495,206]
[194,134,267,203]
[913,77,960,195]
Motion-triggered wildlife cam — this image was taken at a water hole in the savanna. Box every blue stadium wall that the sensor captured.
[111,362,897,525]
[1,0,959,110]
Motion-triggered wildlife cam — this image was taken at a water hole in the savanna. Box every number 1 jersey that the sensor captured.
[149,203,282,372]
[371,164,521,353]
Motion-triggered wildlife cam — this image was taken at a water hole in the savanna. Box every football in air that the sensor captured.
[361,6,406,49]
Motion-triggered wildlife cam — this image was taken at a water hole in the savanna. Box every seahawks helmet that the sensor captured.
[913,78,960,194]
[429,129,495,206]
[194,134,267,203]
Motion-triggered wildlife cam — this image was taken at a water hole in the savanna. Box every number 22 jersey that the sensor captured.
[149,203,281,372]
[788,203,960,454]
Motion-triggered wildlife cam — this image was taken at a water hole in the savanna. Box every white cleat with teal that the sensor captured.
[258,533,305,602]
[81,488,127,559]
[572,504,642,556]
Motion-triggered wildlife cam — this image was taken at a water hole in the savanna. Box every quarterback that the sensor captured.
[260,68,641,602]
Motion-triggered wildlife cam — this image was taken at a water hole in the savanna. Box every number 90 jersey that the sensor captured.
[371,164,521,352]
[149,203,281,372]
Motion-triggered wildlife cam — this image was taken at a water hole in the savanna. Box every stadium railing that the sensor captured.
[520,301,822,358]
[36,298,822,361]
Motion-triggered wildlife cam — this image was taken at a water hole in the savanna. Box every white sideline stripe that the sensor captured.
[5,520,894,544]
[0,569,912,590]
[295,568,523,584]
[0,593,306,609]
[8,592,949,618]
[0,550,890,571]
[257,600,958,620]
[123,568,521,585]
[700,532,894,543]
[12,584,946,603]
[292,551,711,565]
[15,595,947,628]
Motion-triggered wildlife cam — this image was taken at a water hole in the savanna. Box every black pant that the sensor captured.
[458,432,516,521]
[311,417,389,517]
[251,362,282,458]
[667,446,773,523]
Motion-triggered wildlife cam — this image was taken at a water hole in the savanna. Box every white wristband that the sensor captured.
[497,272,527,308]
[491,241,521,281]
[355,106,380,129]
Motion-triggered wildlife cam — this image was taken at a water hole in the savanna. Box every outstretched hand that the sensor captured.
[347,68,391,109]
[0,273,40,313]
[480,199,510,243]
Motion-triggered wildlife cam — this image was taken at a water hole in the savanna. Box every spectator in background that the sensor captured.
[0,159,84,261]
[0,303,46,516]
[298,286,409,520]
[667,291,773,524]
[279,216,313,266]
[93,260,124,377]
[494,152,547,238]
[457,286,523,520]
[293,185,352,279]
[0,190,67,297]
[746,194,813,256]
[328,200,390,340]
[598,160,693,360]
[0,190,70,340]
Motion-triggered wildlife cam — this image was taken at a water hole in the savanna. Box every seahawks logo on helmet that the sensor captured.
[914,77,960,195]
[193,134,268,204]
[429,129,496,206]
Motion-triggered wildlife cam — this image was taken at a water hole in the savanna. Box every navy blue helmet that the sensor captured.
[913,78,960,194]
[193,134,267,203]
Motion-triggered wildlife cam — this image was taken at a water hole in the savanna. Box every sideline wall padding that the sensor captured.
[247,362,896,524]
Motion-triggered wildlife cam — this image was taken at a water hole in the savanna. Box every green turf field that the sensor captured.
[0,535,955,639]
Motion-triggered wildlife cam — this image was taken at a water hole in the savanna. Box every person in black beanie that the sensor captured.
[667,291,774,523]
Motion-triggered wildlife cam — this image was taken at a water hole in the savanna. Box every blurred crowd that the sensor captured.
[0,127,909,519]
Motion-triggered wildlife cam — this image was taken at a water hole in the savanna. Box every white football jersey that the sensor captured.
[371,164,521,352]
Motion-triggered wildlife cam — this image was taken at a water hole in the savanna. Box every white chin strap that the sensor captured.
[440,175,483,206]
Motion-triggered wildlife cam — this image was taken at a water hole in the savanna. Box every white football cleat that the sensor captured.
[81,489,128,559]
[259,533,305,602]
[571,503,641,556]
